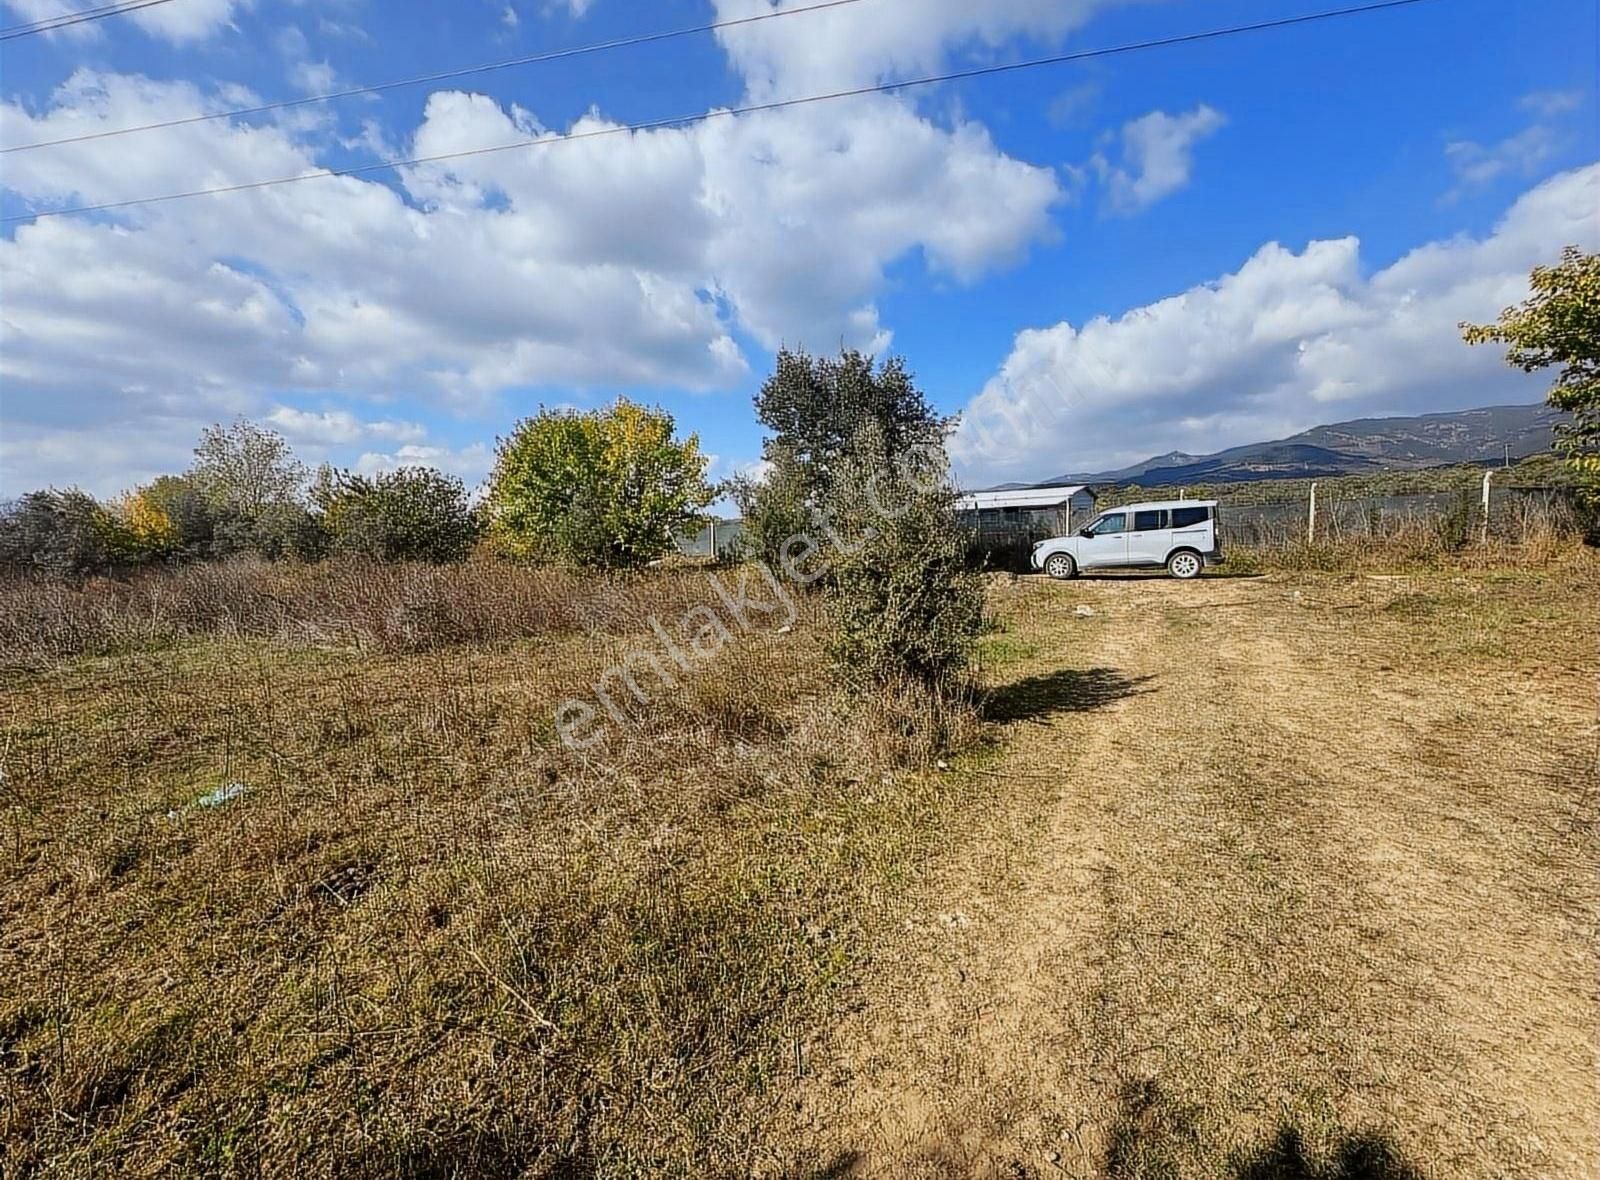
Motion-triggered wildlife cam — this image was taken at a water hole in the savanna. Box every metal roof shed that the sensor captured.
[955,485,1097,534]
[955,485,1093,512]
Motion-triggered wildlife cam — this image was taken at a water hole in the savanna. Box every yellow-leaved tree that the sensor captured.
[118,487,180,558]
[486,399,714,567]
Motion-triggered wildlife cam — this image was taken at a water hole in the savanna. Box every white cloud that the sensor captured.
[951,164,1600,486]
[353,443,495,489]
[265,407,427,446]
[711,0,1118,98]
[500,4,518,29]
[1444,88,1586,201]
[127,0,245,43]
[0,68,1060,494]
[274,24,345,99]
[1,0,246,43]
[1089,104,1226,215]
[288,59,339,96]
[1444,125,1560,196]
[1518,88,1584,118]
[2,0,98,38]
[1047,81,1101,128]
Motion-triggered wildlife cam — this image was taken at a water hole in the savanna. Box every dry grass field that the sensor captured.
[776,556,1599,1178]
[0,560,988,1177]
[1,551,1596,1177]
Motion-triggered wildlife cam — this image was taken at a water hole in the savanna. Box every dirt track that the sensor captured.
[777,568,1599,1179]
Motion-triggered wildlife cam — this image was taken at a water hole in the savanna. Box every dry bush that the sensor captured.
[0,556,724,668]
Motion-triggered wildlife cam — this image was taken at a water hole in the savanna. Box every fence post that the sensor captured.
[1307,482,1317,544]
[1481,471,1492,545]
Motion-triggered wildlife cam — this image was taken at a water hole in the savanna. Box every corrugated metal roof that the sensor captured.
[954,485,1091,511]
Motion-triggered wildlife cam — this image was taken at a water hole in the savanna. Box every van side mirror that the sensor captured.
[1078,527,1095,538]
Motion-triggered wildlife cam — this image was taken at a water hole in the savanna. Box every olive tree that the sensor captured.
[740,347,950,566]
[818,422,983,694]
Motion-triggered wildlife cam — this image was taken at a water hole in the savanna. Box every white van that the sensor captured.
[1030,500,1223,580]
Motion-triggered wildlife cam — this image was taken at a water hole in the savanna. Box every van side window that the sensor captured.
[1089,513,1127,535]
[1133,509,1167,530]
[1171,506,1210,528]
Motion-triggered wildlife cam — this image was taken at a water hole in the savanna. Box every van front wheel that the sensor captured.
[1167,550,1202,580]
[1044,552,1077,580]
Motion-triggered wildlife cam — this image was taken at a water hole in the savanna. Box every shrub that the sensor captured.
[0,489,133,577]
[726,446,812,568]
[139,474,221,559]
[117,487,181,558]
[1434,488,1478,551]
[487,399,713,568]
[212,500,327,561]
[314,466,480,563]
[818,424,984,697]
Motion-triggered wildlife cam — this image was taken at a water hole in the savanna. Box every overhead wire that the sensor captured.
[0,0,179,41]
[0,0,1443,225]
[2,0,875,153]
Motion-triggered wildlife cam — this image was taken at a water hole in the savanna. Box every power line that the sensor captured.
[0,0,178,41]
[2,0,873,153]
[1,0,1443,225]
[1,0,154,34]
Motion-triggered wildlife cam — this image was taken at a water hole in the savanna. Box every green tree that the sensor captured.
[741,348,949,565]
[754,347,949,494]
[189,418,307,518]
[726,445,812,568]
[1462,246,1600,507]
[314,466,481,563]
[487,399,713,568]
[140,474,220,559]
[187,419,318,559]
[0,489,134,576]
[819,422,983,695]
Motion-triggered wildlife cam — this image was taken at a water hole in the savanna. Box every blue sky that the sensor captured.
[1,0,1596,497]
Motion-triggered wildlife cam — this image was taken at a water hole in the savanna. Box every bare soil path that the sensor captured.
[773,567,1599,1179]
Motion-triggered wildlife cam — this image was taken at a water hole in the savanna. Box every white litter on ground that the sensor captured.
[197,782,250,808]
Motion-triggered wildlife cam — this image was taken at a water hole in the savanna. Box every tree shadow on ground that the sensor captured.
[1232,1126,1425,1180]
[982,667,1155,724]
[1102,1078,1426,1180]
[802,1151,861,1178]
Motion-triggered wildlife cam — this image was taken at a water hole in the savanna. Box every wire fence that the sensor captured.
[1216,485,1574,546]
[676,484,1583,569]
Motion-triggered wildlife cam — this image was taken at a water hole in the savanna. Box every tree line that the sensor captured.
[5,239,1592,580]
[0,347,985,704]
[0,348,960,580]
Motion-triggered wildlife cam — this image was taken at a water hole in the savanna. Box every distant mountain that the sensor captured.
[1030,404,1565,488]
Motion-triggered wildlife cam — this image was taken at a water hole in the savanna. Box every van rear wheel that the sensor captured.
[1044,552,1077,580]
[1167,550,1202,580]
